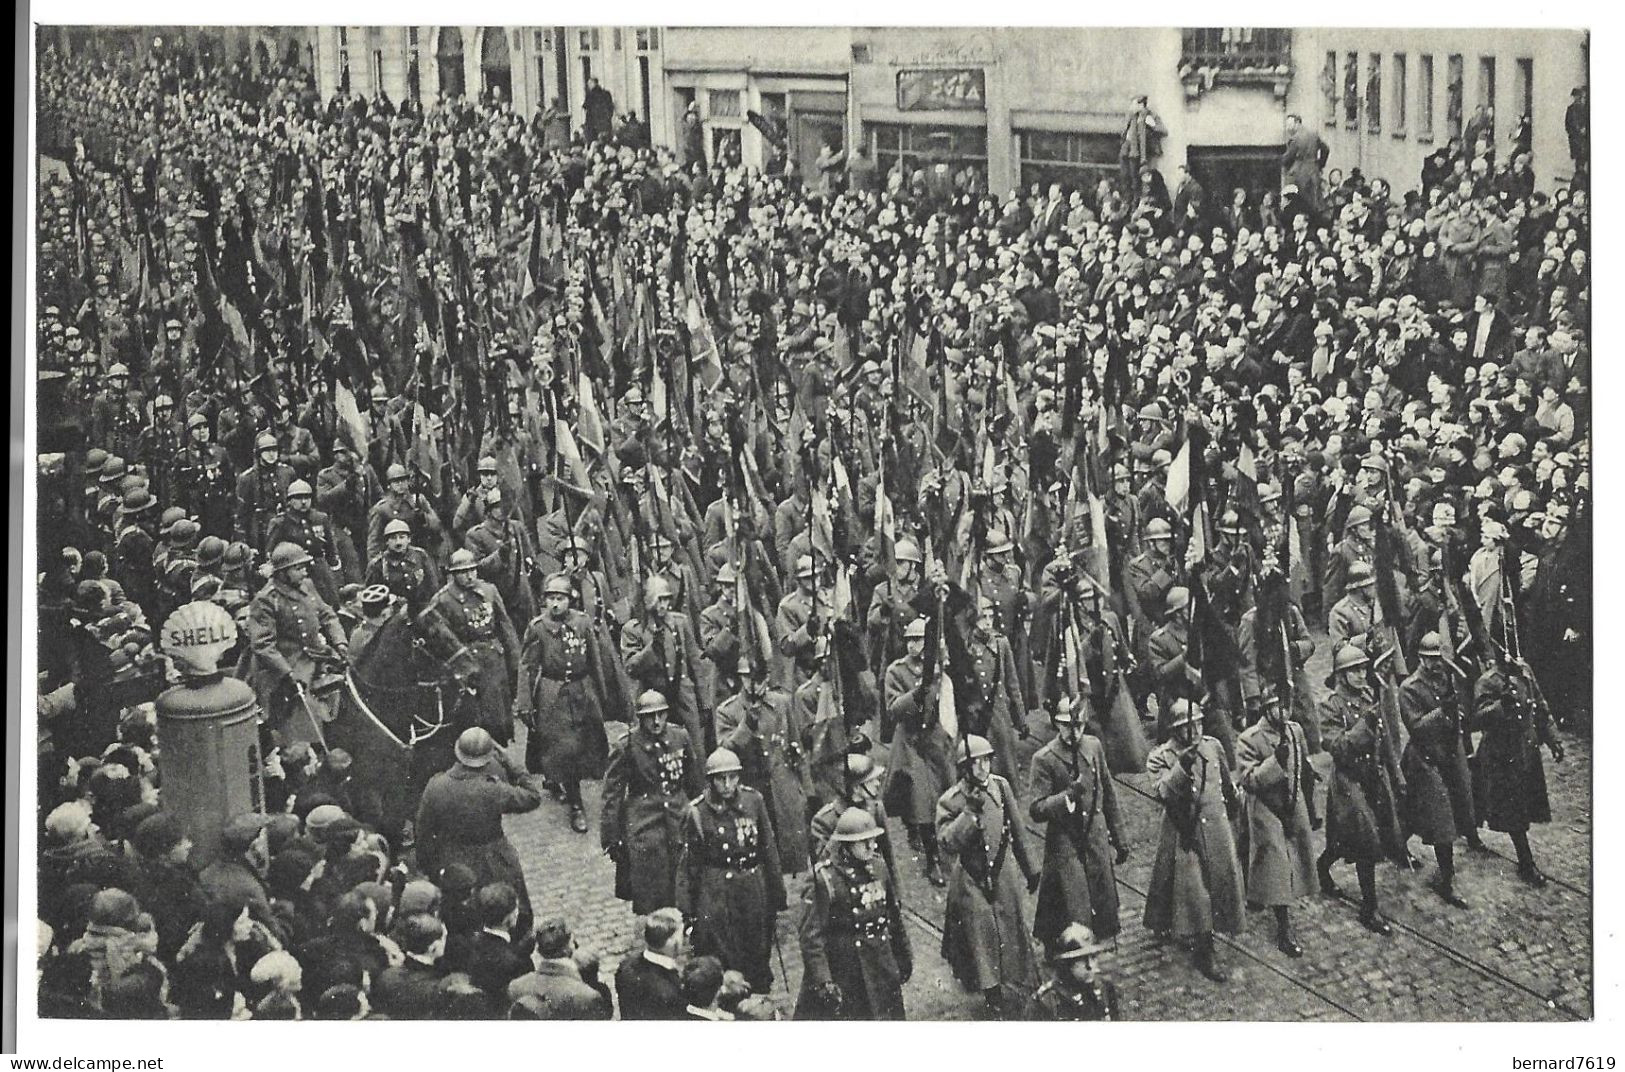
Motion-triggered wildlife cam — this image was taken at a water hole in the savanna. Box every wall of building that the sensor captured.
[1294,28,1586,192]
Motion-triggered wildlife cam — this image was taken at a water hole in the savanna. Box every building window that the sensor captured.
[338,27,348,47]
[612,28,622,51]
[1419,54,1435,139]
[1180,28,1290,71]
[408,52,421,101]
[635,28,660,51]
[534,30,550,51]
[1017,129,1119,205]
[1480,56,1496,111]
[1321,51,1338,126]
[1446,54,1464,139]
[1344,52,1359,128]
[373,48,384,97]
[638,55,651,118]
[1366,53,1382,133]
[578,29,600,52]
[707,89,742,118]
[1392,53,1407,134]
[1516,57,1534,139]
[868,122,988,189]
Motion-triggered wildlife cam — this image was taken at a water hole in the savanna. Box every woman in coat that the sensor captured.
[936,735,1040,1018]
[1473,661,1564,886]
[1027,700,1125,953]
[1236,698,1317,958]
[1142,700,1245,983]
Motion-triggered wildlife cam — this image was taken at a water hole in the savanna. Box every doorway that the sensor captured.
[1185,144,1286,207]
[480,28,511,106]
[437,27,466,101]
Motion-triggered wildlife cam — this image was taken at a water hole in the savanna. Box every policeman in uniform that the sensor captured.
[516,573,611,832]
[1024,924,1119,1021]
[601,690,704,915]
[419,548,522,745]
[1028,698,1127,954]
[266,480,343,604]
[678,747,786,995]
[795,806,912,1021]
[235,433,295,552]
[367,463,446,562]
[366,518,441,615]
[244,542,349,747]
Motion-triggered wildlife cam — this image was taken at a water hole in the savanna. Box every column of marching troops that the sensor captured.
[34,43,1586,1022]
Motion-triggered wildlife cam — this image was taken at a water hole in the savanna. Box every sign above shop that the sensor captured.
[896,68,986,112]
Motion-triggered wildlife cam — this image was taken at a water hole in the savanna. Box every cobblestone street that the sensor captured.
[504,636,1592,1021]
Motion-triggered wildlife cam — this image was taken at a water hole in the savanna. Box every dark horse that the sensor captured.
[325,606,458,841]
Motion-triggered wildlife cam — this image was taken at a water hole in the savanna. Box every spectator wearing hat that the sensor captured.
[1025,922,1118,1021]
[198,813,274,914]
[505,917,611,1019]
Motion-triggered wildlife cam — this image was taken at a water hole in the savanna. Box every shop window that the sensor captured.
[708,89,742,118]
[1017,129,1119,205]
[868,122,988,189]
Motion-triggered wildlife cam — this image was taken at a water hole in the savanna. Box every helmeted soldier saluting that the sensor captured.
[235,432,295,552]
[678,746,786,995]
[1028,697,1127,955]
[418,548,522,745]
[366,518,440,615]
[796,806,912,1021]
[243,541,349,747]
[464,486,537,628]
[516,572,611,833]
[601,689,704,915]
[266,479,342,605]
[367,462,446,562]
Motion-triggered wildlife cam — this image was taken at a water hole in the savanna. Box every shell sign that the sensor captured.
[161,600,239,675]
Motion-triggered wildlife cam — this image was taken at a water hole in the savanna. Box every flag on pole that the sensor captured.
[937,671,959,740]
[1165,438,1192,511]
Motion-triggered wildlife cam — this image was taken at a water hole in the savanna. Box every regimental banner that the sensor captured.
[896,68,987,112]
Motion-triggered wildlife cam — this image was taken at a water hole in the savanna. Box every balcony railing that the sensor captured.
[1179,28,1293,100]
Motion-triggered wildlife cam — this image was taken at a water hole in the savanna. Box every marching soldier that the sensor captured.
[133,394,184,505]
[1146,586,1235,762]
[91,362,144,458]
[774,554,822,693]
[316,437,377,581]
[1236,695,1318,958]
[452,455,505,537]
[796,806,912,1021]
[268,396,321,478]
[1399,632,1484,909]
[243,542,349,748]
[697,561,743,713]
[177,413,233,538]
[265,480,343,604]
[881,617,953,888]
[1328,561,1391,660]
[516,573,611,833]
[1237,574,1321,752]
[716,655,813,876]
[601,690,704,915]
[1028,698,1127,954]
[1024,923,1120,1021]
[465,487,537,628]
[1142,699,1245,982]
[1323,504,1377,621]
[1473,657,1564,887]
[1316,645,1404,934]
[1126,516,1178,645]
[965,593,1029,789]
[365,518,441,615]
[418,549,522,745]
[621,576,709,753]
[367,463,446,562]
[866,537,923,680]
[678,747,786,994]
[234,433,295,552]
[810,754,897,877]
[937,734,1041,1018]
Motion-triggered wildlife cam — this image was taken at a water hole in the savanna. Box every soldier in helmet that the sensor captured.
[965,591,1030,787]
[244,541,350,747]
[235,433,295,552]
[1127,517,1178,643]
[678,747,786,994]
[112,487,161,609]
[716,654,812,876]
[937,734,1041,1017]
[1472,654,1564,887]
[1323,503,1378,623]
[367,462,445,562]
[774,553,824,693]
[1317,645,1405,934]
[466,487,537,628]
[697,561,744,711]
[1133,400,1175,455]
[1328,560,1391,662]
[418,549,522,745]
[882,616,955,887]
[365,518,441,615]
[177,412,234,538]
[268,395,321,478]
[601,690,704,915]
[1028,697,1127,955]
[1236,692,1319,958]
[809,754,896,875]
[316,437,378,579]
[866,537,923,704]
[266,479,343,603]
[92,363,145,457]
[621,574,709,751]
[453,455,505,537]
[1399,631,1486,907]
[133,393,184,504]
[1142,699,1245,982]
[1237,566,1321,751]
[1024,923,1119,1021]
[796,806,912,1020]
[516,572,612,833]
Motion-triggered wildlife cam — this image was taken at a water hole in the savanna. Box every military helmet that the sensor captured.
[196,535,227,566]
[635,689,670,716]
[1165,586,1191,613]
[188,412,209,430]
[1346,504,1375,528]
[1418,632,1445,657]
[386,463,410,482]
[831,806,884,843]
[904,617,929,640]
[477,455,499,473]
[84,448,109,475]
[99,456,127,484]
[270,542,314,572]
[845,753,885,785]
[1346,561,1376,589]
[255,432,278,452]
[1333,645,1371,673]
[714,562,738,586]
[106,363,131,380]
[644,575,675,603]
[1137,401,1165,422]
[985,529,1014,555]
[1218,509,1246,535]
[1167,698,1203,729]
[152,394,175,410]
[705,748,743,777]
[121,488,156,512]
[159,506,188,532]
[454,727,496,768]
[1144,517,1173,541]
[1051,696,1085,725]
[448,548,478,572]
[287,479,314,499]
[894,539,923,565]
[1050,922,1110,962]
[956,735,995,765]
[384,518,412,537]
[795,554,816,579]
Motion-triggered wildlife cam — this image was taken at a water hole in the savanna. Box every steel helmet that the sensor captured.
[795,554,816,579]
[196,535,227,566]
[448,548,478,572]
[1050,922,1110,962]
[370,383,390,402]
[121,488,156,512]
[956,735,995,765]
[386,463,411,482]
[477,455,499,473]
[1345,504,1375,528]
[1144,517,1173,541]
[188,411,209,430]
[255,433,278,452]
[845,753,885,785]
[106,363,131,379]
[644,575,674,603]
[1418,632,1445,657]
[714,562,738,586]
[1167,698,1203,729]
[1218,509,1246,535]
[1137,401,1165,422]
[99,456,127,483]
[1050,696,1085,724]
[84,448,109,475]
[454,726,496,768]
[903,617,929,640]
[635,689,670,716]
[1151,448,1172,468]
[543,573,574,597]
[286,479,314,499]
[1258,483,1283,505]
[985,529,1014,554]
[1164,586,1191,613]
[270,542,314,572]
[152,393,175,410]
[894,539,923,565]
[1333,645,1371,673]
[1346,561,1376,589]
[159,506,188,531]
[831,806,884,843]
[704,748,743,777]
[384,518,412,537]
[622,385,646,406]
